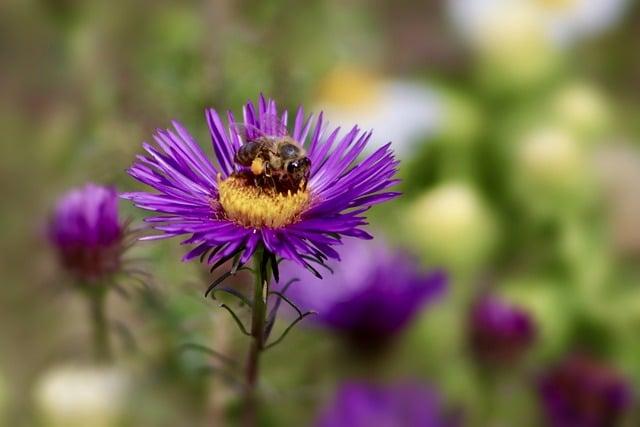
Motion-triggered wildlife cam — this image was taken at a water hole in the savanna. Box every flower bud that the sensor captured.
[468,294,536,366]
[48,184,124,283]
[539,355,633,427]
[502,279,569,357]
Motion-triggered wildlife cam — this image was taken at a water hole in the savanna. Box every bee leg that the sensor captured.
[251,158,265,176]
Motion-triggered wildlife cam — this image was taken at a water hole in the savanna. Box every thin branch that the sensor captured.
[111,320,138,353]
[268,291,303,317]
[110,282,131,300]
[122,268,153,279]
[230,254,244,274]
[200,247,213,263]
[210,249,242,273]
[195,365,244,390]
[220,304,250,336]
[303,262,322,279]
[270,253,280,283]
[204,265,252,298]
[260,249,269,281]
[122,257,151,265]
[179,342,236,367]
[127,275,152,292]
[264,278,300,339]
[211,287,253,308]
[204,271,233,297]
[306,257,334,274]
[264,311,316,350]
[205,245,224,264]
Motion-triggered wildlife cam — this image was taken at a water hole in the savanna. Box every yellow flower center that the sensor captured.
[216,175,311,228]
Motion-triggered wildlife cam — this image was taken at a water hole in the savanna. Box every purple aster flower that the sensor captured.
[316,381,454,427]
[275,238,447,350]
[538,354,633,427]
[49,183,124,282]
[468,294,536,366]
[122,95,399,271]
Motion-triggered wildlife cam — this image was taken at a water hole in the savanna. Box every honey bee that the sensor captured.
[233,123,311,193]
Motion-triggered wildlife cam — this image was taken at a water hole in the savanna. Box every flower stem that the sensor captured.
[244,247,270,426]
[89,287,112,363]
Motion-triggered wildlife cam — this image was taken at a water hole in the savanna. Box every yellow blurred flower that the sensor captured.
[518,127,585,189]
[551,82,611,138]
[315,66,382,112]
[514,126,593,214]
[537,0,577,8]
[406,182,496,270]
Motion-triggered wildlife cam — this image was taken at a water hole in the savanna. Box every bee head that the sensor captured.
[279,143,303,160]
[287,157,311,174]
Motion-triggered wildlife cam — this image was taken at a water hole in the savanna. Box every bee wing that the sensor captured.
[260,113,289,138]
[231,115,289,143]
[230,122,265,144]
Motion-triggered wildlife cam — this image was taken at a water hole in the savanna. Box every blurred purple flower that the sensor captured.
[539,354,633,427]
[123,95,399,271]
[316,381,453,427]
[276,238,446,350]
[468,295,536,366]
[49,183,123,282]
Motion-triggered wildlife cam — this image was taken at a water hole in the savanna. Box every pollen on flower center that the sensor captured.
[216,174,311,228]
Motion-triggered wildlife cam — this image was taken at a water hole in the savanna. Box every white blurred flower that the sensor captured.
[537,0,630,45]
[35,365,129,427]
[448,0,542,45]
[448,0,630,48]
[406,182,496,269]
[313,65,443,156]
[448,0,558,89]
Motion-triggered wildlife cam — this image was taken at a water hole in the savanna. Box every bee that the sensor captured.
[233,123,311,193]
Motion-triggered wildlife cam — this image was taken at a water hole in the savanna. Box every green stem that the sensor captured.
[244,247,270,427]
[89,288,112,363]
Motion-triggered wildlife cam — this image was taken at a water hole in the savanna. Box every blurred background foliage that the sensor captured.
[1,0,640,425]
